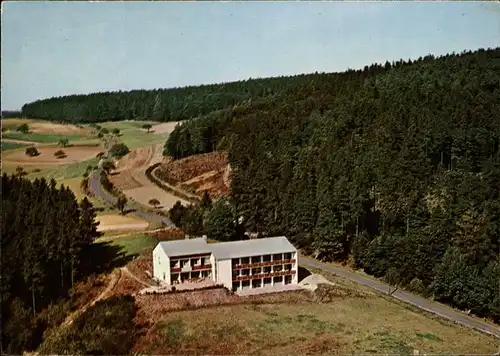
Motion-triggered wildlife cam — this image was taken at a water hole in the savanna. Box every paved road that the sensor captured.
[88,170,175,227]
[299,255,500,339]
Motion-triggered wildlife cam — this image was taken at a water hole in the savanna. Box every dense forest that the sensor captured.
[1,174,101,353]
[166,48,500,322]
[20,75,316,123]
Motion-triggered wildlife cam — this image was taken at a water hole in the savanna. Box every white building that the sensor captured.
[152,236,298,291]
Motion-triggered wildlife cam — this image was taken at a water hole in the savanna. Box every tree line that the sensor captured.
[1,174,101,353]
[166,47,500,322]
[20,75,322,123]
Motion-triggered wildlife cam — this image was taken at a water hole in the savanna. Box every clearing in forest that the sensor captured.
[109,144,189,210]
[156,151,230,199]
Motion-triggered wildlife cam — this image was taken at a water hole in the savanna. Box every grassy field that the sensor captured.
[2,157,100,181]
[2,132,89,143]
[96,121,170,149]
[145,299,498,355]
[1,142,28,150]
[96,233,158,257]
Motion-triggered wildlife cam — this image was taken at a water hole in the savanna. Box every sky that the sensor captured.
[1,1,499,110]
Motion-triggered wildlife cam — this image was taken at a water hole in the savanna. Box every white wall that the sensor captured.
[216,258,233,290]
[210,253,217,282]
[153,245,171,284]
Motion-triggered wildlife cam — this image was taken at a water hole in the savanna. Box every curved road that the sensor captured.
[299,255,500,340]
[88,170,175,227]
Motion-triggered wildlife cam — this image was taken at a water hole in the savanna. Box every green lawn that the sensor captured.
[3,132,87,143]
[1,142,28,151]
[97,234,158,257]
[2,157,99,181]
[95,121,170,149]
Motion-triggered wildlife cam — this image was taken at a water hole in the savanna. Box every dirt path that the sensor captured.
[62,268,121,327]
[121,266,152,288]
[110,144,188,210]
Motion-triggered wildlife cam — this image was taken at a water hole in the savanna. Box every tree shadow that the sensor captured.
[122,208,136,215]
[298,266,312,282]
[84,241,137,275]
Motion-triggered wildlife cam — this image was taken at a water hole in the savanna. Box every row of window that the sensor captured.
[169,256,210,269]
[231,253,294,266]
[232,264,293,277]
[232,275,293,290]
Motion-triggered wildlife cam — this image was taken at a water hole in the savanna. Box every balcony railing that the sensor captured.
[171,264,211,273]
[233,259,296,270]
[233,269,296,282]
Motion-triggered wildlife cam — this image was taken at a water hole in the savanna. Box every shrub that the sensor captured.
[53,150,66,159]
[25,147,39,157]
[17,123,29,133]
[109,143,130,158]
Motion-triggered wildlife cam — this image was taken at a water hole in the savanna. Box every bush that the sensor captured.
[17,123,29,133]
[53,150,66,159]
[109,143,130,158]
[25,147,39,157]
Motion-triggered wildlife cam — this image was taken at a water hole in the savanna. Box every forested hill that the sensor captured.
[167,47,500,323]
[21,74,324,123]
[19,49,492,124]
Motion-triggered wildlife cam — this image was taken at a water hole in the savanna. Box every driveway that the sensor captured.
[299,255,500,339]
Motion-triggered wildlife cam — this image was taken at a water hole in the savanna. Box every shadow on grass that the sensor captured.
[298,266,312,282]
[84,241,137,275]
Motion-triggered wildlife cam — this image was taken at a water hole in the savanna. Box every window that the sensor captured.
[284,253,292,260]
[273,265,283,272]
[262,255,271,263]
[251,256,261,264]
[241,257,250,265]
[285,275,292,285]
[163,272,166,280]
[252,279,262,289]
[284,264,292,271]
[232,281,240,291]
[252,267,262,275]
[273,253,283,261]
[241,269,250,276]
[263,266,272,274]
[273,276,283,284]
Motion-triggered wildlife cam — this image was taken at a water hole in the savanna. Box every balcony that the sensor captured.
[233,259,296,270]
[233,269,296,282]
[192,264,212,271]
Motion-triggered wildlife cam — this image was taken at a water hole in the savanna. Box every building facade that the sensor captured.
[153,236,298,291]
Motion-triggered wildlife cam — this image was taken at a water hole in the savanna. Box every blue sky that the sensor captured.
[1,1,499,110]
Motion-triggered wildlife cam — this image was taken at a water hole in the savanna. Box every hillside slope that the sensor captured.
[166,47,500,323]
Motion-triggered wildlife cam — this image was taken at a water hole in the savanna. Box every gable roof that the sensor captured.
[157,238,211,258]
[210,236,296,260]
